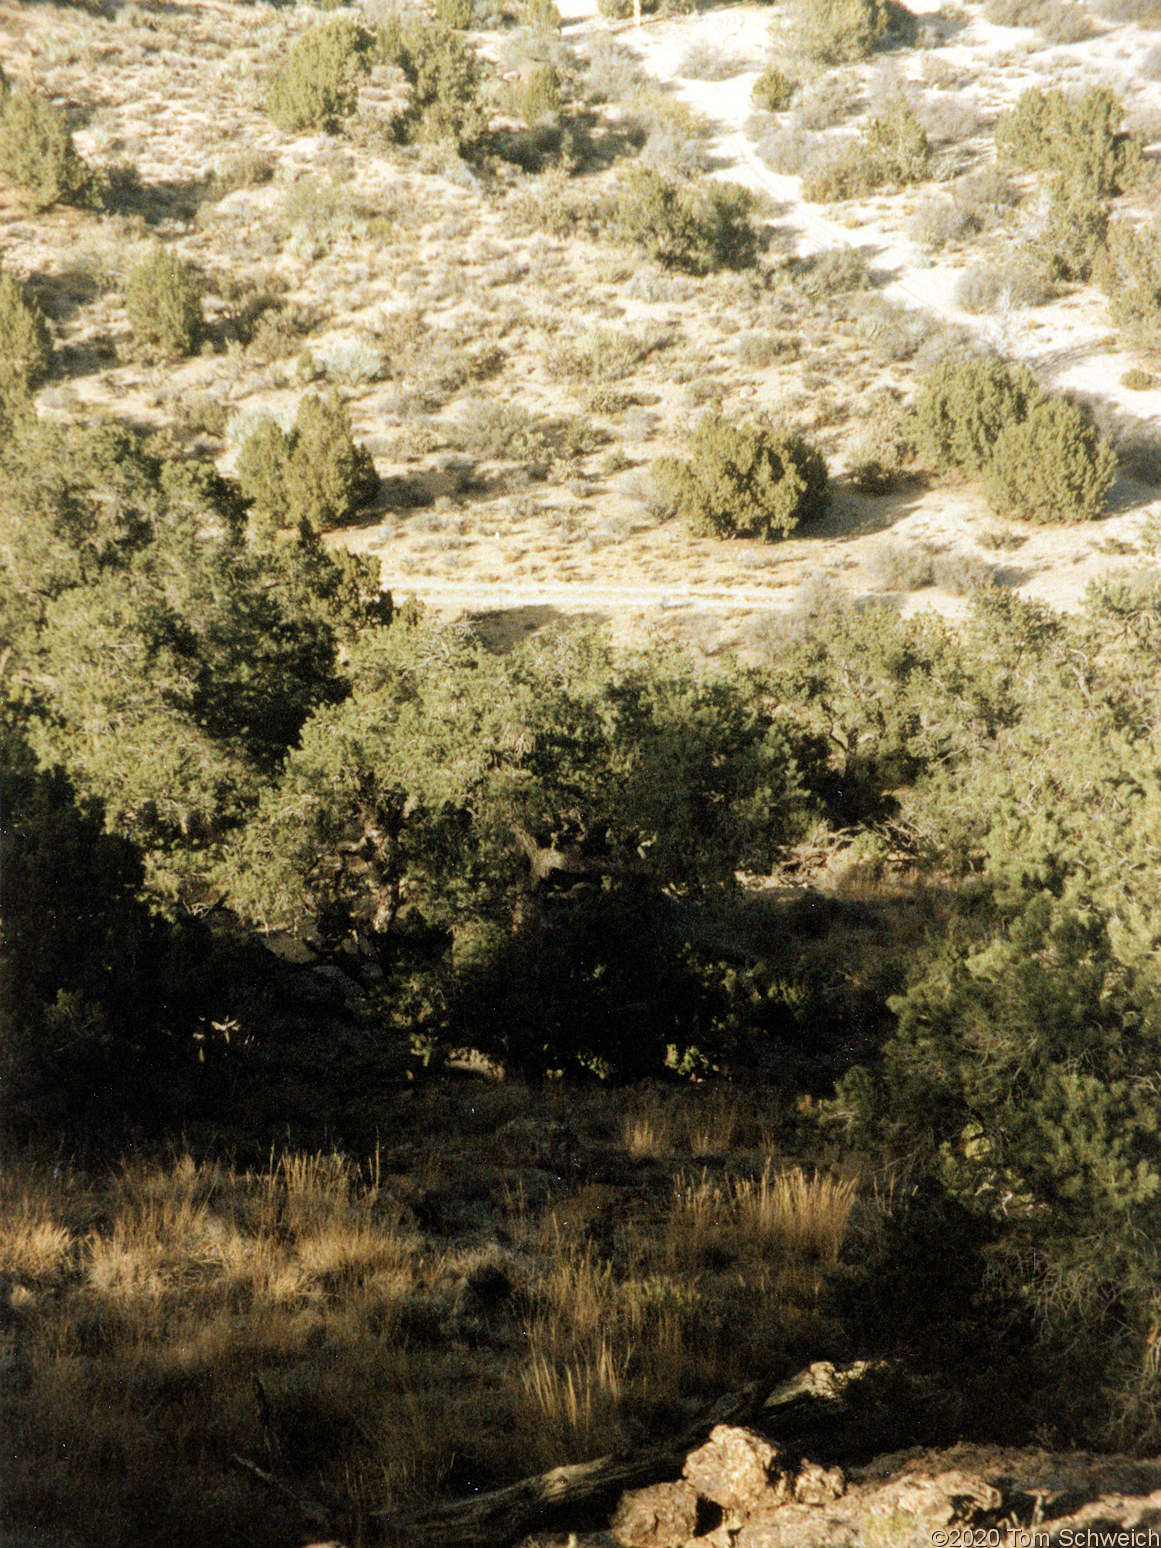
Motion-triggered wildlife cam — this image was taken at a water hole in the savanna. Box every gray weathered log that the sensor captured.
[372,1381,767,1546]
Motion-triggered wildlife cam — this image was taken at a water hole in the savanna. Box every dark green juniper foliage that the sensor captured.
[236,392,379,532]
[614,167,759,273]
[266,16,375,133]
[913,352,1115,520]
[375,14,491,151]
[124,246,204,357]
[0,270,53,414]
[654,411,829,539]
[0,78,98,209]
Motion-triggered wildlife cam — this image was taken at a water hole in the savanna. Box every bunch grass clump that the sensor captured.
[655,410,829,540]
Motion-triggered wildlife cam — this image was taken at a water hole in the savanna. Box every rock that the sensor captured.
[610,1480,699,1548]
[794,1461,846,1505]
[682,1425,787,1517]
[867,1470,1002,1526]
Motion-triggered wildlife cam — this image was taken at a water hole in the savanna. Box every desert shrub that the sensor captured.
[752,65,798,113]
[0,87,96,210]
[1122,368,1157,390]
[995,86,1141,199]
[1099,217,1161,347]
[918,92,981,144]
[613,168,758,274]
[869,538,934,588]
[735,331,796,368]
[985,0,1096,33]
[237,392,379,530]
[800,139,882,201]
[0,271,53,410]
[379,15,490,151]
[953,261,1049,312]
[982,395,1116,522]
[908,195,973,249]
[517,65,560,127]
[847,398,917,489]
[639,113,712,178]
[1029,180,1109,282]
[435,0,475,26]
[793,74,855,131]
[852,297,940,361]
[654,410,829,541]
[446,396,548,459]
[276,174,366,253]
[583,34,646,101]
[794,244,873,298]
[522,0,563,30]
[750,121,821,175]
[790,0,914,63]
[863,94,933,183]
[932,548,995,593]
[802,98,930,201]
[952,164,1020,231]
[597,0,660,16]
[679,43,748,80]
[124,246,203,357]
[265,16,374,133]
[913,352,1046,477]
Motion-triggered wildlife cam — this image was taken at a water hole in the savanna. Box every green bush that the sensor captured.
[800,139,882,202]
[654,410,829,540]
[913,352,1046,477]
[863,94,933,184]
[0,270,53,410]
[983,395,1116,523]
[435,0,475,26]
[518,65,561,127]
[995,86,1141,199]
[522,0,563,31]
[614,167,758,273]
[236,416,294,527]
[265,16,373,134]
[1034,179,1109,282]
[801,97,931,202]
[237,393,379,531]
[1100,216,1161,346]
[379,16,490,151]
[0,86,96,210]
[790,0,915,63]
[752,65,798,113]
[124,246,203,357]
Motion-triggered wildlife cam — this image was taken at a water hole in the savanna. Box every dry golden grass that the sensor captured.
[0,1124,864,1545]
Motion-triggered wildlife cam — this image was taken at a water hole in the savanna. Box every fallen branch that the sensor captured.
[372,1381,766,1547]
[230,1453,332,1532]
